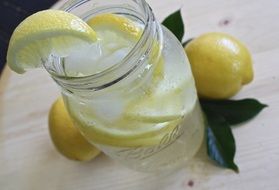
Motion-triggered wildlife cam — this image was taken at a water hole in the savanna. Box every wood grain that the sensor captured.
[1,0,279,189]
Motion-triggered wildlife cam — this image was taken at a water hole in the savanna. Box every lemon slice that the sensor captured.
[87,13,142,40]
[87,13,142,63]
[82,119,181,147]
[123,70,198,123]
[124,81,189,123]
[67,104,181,147]
[124,96,184,123]
[7,10,97,74]
[87,13,141,52]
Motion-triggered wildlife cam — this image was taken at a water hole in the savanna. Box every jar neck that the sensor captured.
[45,0,163,96]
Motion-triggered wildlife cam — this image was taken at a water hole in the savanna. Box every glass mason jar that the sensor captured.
[45,0,205,172]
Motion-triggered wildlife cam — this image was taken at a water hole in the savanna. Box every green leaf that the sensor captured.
[205,110,239,172]
[200,99,267,125]
[162,10,184,42]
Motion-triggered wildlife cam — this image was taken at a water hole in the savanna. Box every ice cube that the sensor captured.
[63,42,102,76]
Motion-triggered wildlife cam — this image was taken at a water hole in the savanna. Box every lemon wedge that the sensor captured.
[7,10,97,73]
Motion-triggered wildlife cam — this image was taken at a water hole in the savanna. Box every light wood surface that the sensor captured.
[1,0,279,189]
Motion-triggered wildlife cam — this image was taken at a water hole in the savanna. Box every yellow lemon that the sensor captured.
[49,97,100,161]
[185,32,253,99]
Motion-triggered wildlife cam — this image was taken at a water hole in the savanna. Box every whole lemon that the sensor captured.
[48,97,101,161]
[185,32,253,99]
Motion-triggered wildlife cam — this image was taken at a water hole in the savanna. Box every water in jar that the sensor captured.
[60,13,204,172]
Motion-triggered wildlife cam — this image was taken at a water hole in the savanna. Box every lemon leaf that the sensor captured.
[200,99,267,125]
[204,110,239,173]
[201,98,267,172]
[162,10,184,42]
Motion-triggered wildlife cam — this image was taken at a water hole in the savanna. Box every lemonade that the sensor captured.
[62,21,205,170]
[59,1,204,171]
[7,0,205,172]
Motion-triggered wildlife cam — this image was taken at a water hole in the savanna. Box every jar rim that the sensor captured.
[45,0,162,92]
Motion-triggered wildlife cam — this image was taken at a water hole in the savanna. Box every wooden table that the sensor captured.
[1,0,279,189]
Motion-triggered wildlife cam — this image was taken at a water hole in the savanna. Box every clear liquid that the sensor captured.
[62,14,205,172]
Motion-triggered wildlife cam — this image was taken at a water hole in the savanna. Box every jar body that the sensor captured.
[56,0,205,172]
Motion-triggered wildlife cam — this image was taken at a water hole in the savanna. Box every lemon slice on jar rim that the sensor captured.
[6,10,97,74]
